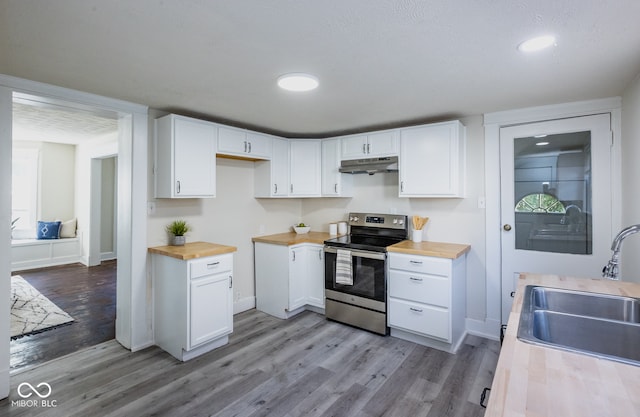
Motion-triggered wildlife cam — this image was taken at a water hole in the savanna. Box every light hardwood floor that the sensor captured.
[1,309,500,417]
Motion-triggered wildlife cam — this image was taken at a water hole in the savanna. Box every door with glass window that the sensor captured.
[500,114,613,322]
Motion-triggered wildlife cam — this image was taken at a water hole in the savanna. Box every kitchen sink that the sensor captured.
[529,286,640,322]
[518,286,640,366]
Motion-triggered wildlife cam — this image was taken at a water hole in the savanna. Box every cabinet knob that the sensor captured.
[503,224,512,231]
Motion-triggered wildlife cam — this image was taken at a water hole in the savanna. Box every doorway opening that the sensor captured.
[10,95,119,371]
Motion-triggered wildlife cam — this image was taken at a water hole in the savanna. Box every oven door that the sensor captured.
[324,246,386,302]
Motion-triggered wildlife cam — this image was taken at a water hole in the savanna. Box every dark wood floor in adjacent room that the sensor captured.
[10,261,116,371]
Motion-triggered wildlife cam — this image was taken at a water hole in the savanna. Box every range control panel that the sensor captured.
[348,212,407,229]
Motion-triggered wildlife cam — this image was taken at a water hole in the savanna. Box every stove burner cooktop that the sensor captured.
[324,235,404,252]
[324,212,409,252]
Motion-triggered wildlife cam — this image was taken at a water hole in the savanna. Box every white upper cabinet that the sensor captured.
[399,121,466,198]
[255,138,320,197]
[321,138,352,197]
[289,140,322,197]
[217,126,272,160]
[340,130,399,160]
[154,114,217,198]
[254,138,289,197]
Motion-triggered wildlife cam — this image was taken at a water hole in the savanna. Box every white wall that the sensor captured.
[13,141,76,224]
[75,132,118,265]
[40,142,75,221]
[100,156,117,258]
[621,71,640,283]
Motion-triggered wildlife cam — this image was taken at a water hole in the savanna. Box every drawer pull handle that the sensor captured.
[410,307,423,313]
[207,262,220,268]
[409,277,423,282]
[409,260,423,265]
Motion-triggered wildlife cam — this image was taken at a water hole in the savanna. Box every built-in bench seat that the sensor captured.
[11,236,82,272]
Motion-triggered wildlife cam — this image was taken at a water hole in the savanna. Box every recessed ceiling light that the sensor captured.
[534,134,548,138]
[277,73,319,92]
[517,35,556,52]
[536,141,550,146]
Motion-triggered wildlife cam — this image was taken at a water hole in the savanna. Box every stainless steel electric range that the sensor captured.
[323,212,408,335]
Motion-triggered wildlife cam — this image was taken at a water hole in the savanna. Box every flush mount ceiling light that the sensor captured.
[517,35,556,52]
[277,73,319,92]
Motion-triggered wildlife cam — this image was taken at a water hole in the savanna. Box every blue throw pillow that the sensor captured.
[37,221,62,239]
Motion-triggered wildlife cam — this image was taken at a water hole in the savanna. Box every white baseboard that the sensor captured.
[130,340,155,353]
[234,296,256,315]
[465,318,502,341]
[101,251,117,261]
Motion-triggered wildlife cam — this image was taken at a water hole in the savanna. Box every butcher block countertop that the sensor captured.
[253,232,470,260]
[387,240,470,259]
[252,231,334,246]
[148,241,237,260]
[486,273,640,417]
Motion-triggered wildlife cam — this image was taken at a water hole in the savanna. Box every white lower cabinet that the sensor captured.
[255,242,325,319]
[153,253,233,361]
[388,251,466,353]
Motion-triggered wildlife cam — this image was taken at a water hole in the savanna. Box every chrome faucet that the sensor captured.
[602,224,640,280]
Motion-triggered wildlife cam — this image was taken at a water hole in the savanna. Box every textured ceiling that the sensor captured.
[2,0,640,137]
[12,102,118,144]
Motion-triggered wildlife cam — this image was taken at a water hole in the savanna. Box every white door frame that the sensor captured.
[0,75,151,399]
[484,97,622,329]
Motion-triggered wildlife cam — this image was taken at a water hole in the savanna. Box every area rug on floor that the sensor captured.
[10,275,74,340]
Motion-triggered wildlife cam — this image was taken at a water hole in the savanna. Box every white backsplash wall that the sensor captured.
[302,115,487,323]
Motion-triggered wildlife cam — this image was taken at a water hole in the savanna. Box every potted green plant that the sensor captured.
[166,219,191,246]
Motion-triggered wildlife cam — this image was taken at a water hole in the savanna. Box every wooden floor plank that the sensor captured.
[0,310,500,417]
[10,261,116,371]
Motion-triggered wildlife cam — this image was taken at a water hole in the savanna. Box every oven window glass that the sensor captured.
[325,251,385,301]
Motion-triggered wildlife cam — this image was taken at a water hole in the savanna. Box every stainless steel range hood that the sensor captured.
[339,156,398,175]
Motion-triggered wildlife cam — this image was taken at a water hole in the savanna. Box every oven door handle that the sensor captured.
[323,246,386,261]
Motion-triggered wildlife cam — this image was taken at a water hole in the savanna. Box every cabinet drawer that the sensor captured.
[389,253,450,276]
[190,254,233,279]
[389,270,449,308]
[388,298,450,341]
